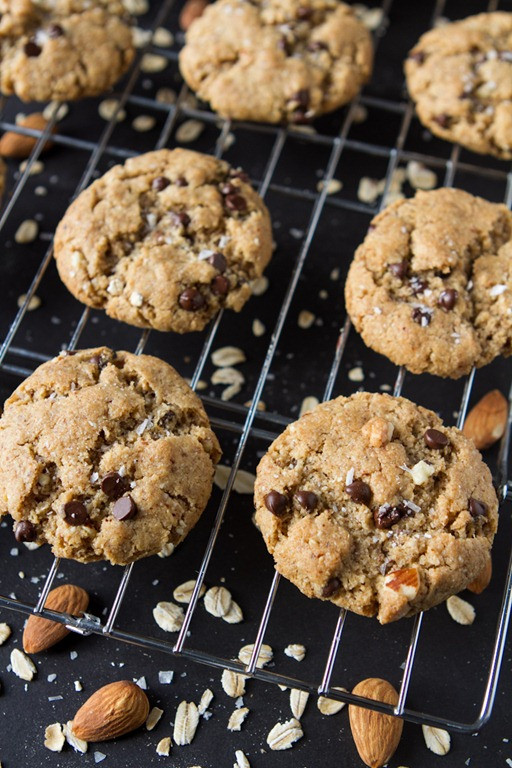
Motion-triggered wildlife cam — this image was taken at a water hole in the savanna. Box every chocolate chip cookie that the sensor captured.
[179,0,373,124]
[405,12,512,159]
[54,149,273,333]
[254,392,498,624]
[0,348,221,565]
[345,188,512,378]
[0,0,135,102]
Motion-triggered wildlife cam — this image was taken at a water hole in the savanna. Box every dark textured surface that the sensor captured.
[0,0,512,766]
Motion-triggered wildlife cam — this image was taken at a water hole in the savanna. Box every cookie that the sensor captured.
[344,188,512,379]
[405,12,512,159]
[54,148,273,333]
[179,0,372,124]
[0,347,221,565]
[0,0,135,102]
[254,392,498,624]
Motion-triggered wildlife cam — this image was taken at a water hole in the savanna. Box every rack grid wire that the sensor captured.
[0,0,511,737]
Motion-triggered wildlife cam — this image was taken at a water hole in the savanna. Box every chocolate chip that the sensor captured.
[411,307,432,326]
[63,500,90,526]
[388,260,408,279]
[229,168,250,183]
[424,428,449,449]
[469,498,487,518]
[278,36,291,55]
[112,494,137,521]
[345,480,372,506]
[47,23,64,38]
[294,490,318,511]
[408,50,425,64]
[292,89,310,108]
[211,275,230,296]
[14,520,37,543]
[264,490,288,517]
[152,176,170,191]
[225,194,247,213]
[24,41,42,57]
[220,182,237,196]
[297,5,312,19]
[409,276,427,295]
[179,287,205,311]
[307,40,328,52]
[101,471,128,500]
[434,113,451,128]
[322,577,341,597]
[438,288,458,310]
[373,503,406,529]
[175,176,188,187]
[207,252,227,273]
[171,211,190,227]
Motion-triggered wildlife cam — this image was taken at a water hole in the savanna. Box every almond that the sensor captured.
[72,681,150,741]
[348,678,403,768]
[23,584,89,653]
[462,390,508,450]
[467,556,492,594]
[0,113,56,159]
[384,567,420,600]
[179,0,208,30]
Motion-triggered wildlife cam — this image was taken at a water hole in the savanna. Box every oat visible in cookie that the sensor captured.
[345,188,512,378]
[0,347,221,564]
[405,12,512,159]
[254,392,498,623]
[54,149,272,333]
[179,0,373,124]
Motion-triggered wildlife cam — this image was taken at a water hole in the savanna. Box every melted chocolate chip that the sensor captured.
[153,176,170,191]
[63,500,90,526]
[410,276,427,295]
[14,520,37,543]
[47,23,64,38]
[434,113,451,128]
[438,288,458,310]
[171,211,190,227]
[264,490,288,517]
[207,252,227,273]
[278,36,291,55]
[322,577,341,597]
[24,41,42,57]
[345,480,372,506]
[409,49,425,64]
[293,89,310,109]
[424,428,449,449]
[388,260,408,279]
[225,194,247,213]
[307,40,328,52]
[220,182,237,196]
[101,471,128,500]
[113,494,137,521]
[411,307,432,326]
[469,498,487,518]
[211,275,230,296]
[175,176,188,187]
[297,5,312,19]
[294,490,318,511]
[373,503,407,529]
[179,287,205,311]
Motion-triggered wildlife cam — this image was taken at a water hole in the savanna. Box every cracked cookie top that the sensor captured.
[54,148,273,333]
[179,0,373,124]
[0,0,135,102]
[254,392,498,624]
[345,188,512,378]
[0,347,221,565]
[405,12,512,159]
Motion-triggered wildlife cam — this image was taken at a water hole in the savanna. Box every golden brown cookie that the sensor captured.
[179,0,373,124]
[54,149,273,333]
[0,0,135,102]
[0,348,221,565]
[405,12,512,159]
[254,392,498,624]
[345,188,512,378]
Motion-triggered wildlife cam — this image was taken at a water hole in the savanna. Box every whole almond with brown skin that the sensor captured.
[23,583,89,653]
[349,678,403,768]
[0,113,56,159]
[467,556,492,594]
[179,0,208,30]
[462,390,508,451]
[73,681,150,741]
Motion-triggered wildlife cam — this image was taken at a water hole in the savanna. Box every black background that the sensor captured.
[0,0,512,765]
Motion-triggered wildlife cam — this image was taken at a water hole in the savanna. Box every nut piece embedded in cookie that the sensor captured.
[254,391,498,623]
[0,347,221,565]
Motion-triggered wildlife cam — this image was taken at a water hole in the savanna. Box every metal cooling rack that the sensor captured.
[0,0,511,736]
